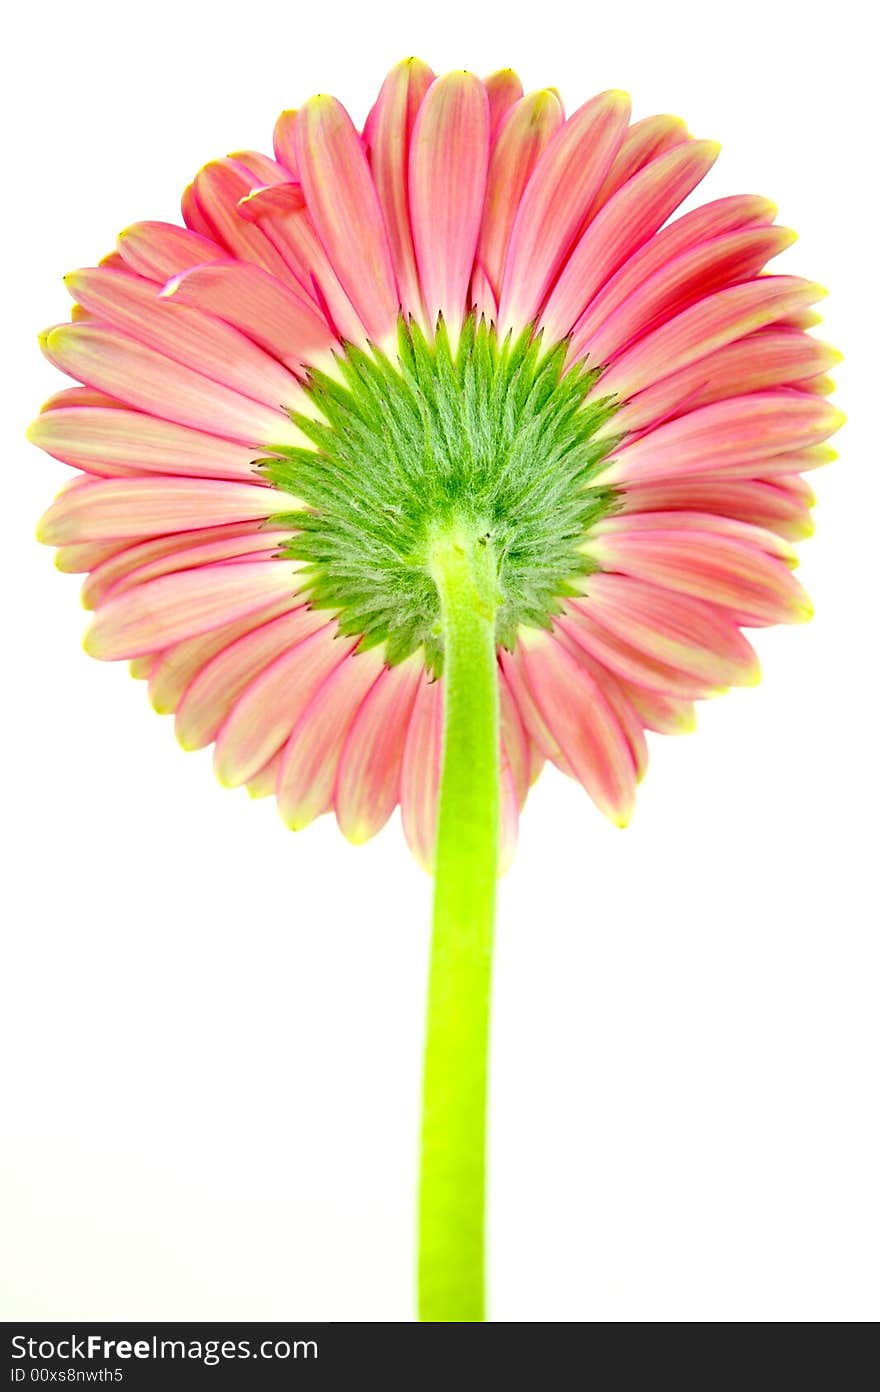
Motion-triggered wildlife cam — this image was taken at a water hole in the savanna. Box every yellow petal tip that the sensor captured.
[341,822,373,846]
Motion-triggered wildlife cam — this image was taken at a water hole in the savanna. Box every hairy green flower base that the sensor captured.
[262,315,620,672]
[261,316,621,1320]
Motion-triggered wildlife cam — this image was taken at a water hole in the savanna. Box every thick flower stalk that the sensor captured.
[30,59,841,1322]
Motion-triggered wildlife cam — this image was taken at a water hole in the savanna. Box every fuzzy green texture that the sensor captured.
[261,315,620,673]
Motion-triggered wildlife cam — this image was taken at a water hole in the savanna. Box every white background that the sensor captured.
[2,0,876,1323]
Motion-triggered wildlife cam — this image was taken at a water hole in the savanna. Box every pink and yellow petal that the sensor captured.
[174,606,325,751]
[571,194,778,356]
[582,525,812,624]
[276,647,386,829]
[37,477,286,546]
[236,186,367,345]
[618,474,815,541]
[588,113,691,216]
[161,260,336,372]
[116,221,229,282]
[517,627,637,826]
[593,275,823,401]
[294,94,399,345]
[498,90,631,334]
[540,138,720,345]
[364,57,435,321]
[571,571,761,687]
[28,406,272,482]
[409,71,490,336]
[187,158,298,287]
[484,68,524,138]
[42,324,307,449]
[84,559,303,660]
[148,596,298,715]
[602,391,844,486]
[335,653,423,843]
[400,674,444,871]
[472,89,563,318]
[64,266,301,408]
[213,624,357,787]
[611,329,841,434]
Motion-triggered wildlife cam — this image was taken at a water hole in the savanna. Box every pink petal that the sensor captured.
[602,391,844,486]
[583,525,812,624]
[528,741,546,787]
[498,669,531,807]
[472,90,563,319]
[161,260,336,372]
[272,110,300,176]
[498,645,572,771]
[94,530,288,606]
[616,679,697,734]
[611,328,841,434]
[53,538,131,574]
[148,596,298,714]
[593,510,796,562]
[38,386,125,412]
[246,752,282,800]
[37,476,282,545]
[561,607,710,698]
[129,654,159,681]
[227,148,292,186]
[484,69,524,137]
[570,194,778,355]
[80,523,263,609]
[399,673,444,871]
[42,324,306,448]
[237,185,367,345]
[294,95,399,344]
[213,623,357,787]
[556,632,648,781]
[409,71,490,335]
[188,158,298,286]
[618,474,815,541]
[276,647,386,828]
[237,182,307,219]
[497,90,631,335]
[28,406,270,481]
[588,113,691,216]
[592,274,822,400]
[65,266,300,407]
[540,138,720,345]
[85,559,302,660]
[569,572,760,687]
[497,760,520,875]
[517,628,637,826]
[116,221,229,281]
[363,57,435,321]
[335,654,423,843]
[707,444,837,481]
[181,183,215,239]
[97,251,129,274]
[175,605,325,750]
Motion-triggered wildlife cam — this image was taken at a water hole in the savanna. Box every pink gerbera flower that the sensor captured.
[30,59,842,1321]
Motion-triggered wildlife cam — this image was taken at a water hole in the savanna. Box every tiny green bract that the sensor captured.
[262,314,621,672]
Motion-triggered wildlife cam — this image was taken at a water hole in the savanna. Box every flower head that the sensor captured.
[30,59,842,867]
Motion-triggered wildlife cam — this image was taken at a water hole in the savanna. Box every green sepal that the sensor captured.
[262,313,620,676]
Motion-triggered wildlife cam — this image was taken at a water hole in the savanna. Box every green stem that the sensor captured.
[418,521,500,1323]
